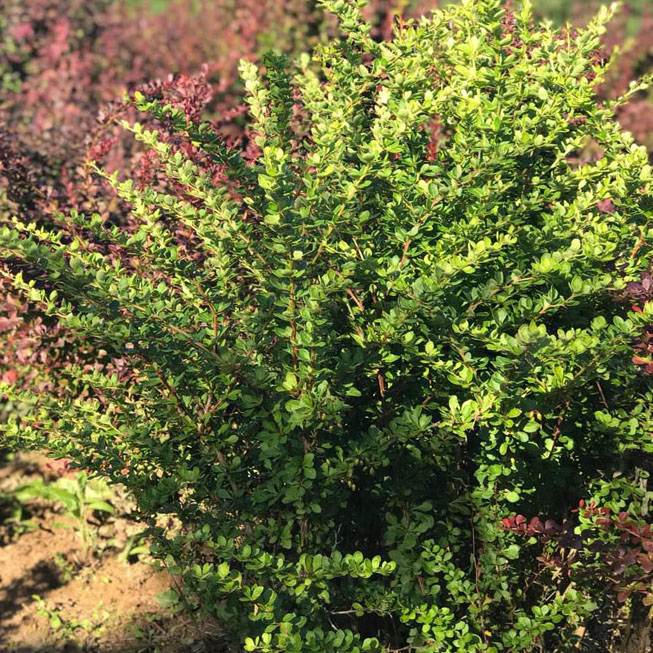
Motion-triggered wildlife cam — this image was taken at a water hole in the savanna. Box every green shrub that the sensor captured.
[1,0,653,650]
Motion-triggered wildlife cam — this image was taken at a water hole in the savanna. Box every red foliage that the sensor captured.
[502,500,653,605]
[0,0,436,220]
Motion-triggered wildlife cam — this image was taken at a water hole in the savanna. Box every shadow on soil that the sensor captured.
[0,558,64,622]
[0,608,233,652]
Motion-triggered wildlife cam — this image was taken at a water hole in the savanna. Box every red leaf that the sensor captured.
[637,554,653,573]
[529,517,544,532]
[617,590,631,603]
[1,369,18,384]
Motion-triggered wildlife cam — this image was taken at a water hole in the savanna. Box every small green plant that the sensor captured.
[2,0,653,650]
[32,594,109,640]
[155,588,182,611]
[118,530,151,564]
[53,552,77,583]
[0,489,38,541]
[14,472,115,548]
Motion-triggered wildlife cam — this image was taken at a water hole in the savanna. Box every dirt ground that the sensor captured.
[0,452,229,652]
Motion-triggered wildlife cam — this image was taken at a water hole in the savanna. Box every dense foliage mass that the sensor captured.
[1,0,653,650]
[1,0,652,409]
[0,0,435,422]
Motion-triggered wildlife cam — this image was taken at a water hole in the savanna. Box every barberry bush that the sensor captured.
[1,0,653,650]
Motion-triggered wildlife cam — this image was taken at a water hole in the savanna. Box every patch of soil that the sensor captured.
[0,452,230,652]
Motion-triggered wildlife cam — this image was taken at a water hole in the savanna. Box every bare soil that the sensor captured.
[0,452,229,652]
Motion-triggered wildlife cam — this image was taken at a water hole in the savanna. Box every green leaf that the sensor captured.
[86,500,115,515]
[155,589,180,609]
